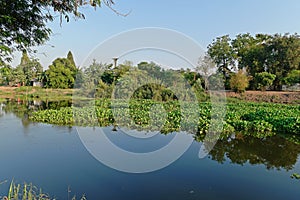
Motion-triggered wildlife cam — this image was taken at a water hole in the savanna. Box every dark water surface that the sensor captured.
[0,100,299,200]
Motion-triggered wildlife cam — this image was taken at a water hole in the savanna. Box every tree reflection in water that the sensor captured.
[1,99,300,171]
[0,99,72,127]
[207,134,300,170]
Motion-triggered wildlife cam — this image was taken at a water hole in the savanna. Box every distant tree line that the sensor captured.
[0,51,79,89]
[0,32,299,96]
[207,33,300,91]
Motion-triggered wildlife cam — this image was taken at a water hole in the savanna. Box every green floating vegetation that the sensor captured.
[290,173,300,179]
[29,99,300,139]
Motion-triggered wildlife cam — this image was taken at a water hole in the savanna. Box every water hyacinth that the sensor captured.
[28,99,300,140]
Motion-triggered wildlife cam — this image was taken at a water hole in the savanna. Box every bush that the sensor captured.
[254,72,276,91]
[284,70,300,86]
[229,70,249,93]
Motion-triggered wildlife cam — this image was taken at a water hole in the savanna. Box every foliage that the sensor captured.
[207,73,226,90]
[29,99,300,139]
[229,70,249,93]
[196,54,216,90]
[8,52,43,86]
[5,31,300,92]
[284,70,300,86]
[67,51,76,67]
[0,0,114,64]
[207,35,235,77]
[290,173,300,179]
[254,72,276,91]
[45,55,77,89]
[4,180,50,200]
[207,33,300,90]
[79,61,205,101]
[2,180,87,200]
[0,65,12,85]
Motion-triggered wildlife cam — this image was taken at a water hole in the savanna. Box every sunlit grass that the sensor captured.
[1,180,87,200]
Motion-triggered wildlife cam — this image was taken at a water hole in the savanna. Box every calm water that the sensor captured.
[0,100,300,199]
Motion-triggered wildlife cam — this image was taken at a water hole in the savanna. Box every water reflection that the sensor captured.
[1,99,300,172]
[208,134,300,170]
[0,98,72,121]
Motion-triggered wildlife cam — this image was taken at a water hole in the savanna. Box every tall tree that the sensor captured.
[210,32,300,90]
[10,52,43,86]
[264,34,300,90]
[45,58,77,89]
[231,33,255,70]
[20,51,31,65]
[196,54,216,90]
[67,51,76,67]
[207,35,236,77]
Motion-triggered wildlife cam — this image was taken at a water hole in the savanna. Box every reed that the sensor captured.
[2,180,86,200]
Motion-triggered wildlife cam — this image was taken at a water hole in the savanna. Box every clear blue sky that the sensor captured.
[11,0,300,68]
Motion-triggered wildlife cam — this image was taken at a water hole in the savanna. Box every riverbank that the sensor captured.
[1,86,299,104]
[226,90,300,104]
[0,86,78,101]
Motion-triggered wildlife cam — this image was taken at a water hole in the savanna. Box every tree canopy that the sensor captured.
[0,0,115,64]
[207,33,300,90]
[45,54,77,89]
[9,51,43,86]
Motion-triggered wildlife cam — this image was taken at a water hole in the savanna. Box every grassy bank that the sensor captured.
[0,86,84,101]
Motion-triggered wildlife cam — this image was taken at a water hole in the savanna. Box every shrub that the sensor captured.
[284,70,300,86]
[254,72,276,91]
[229,70,249,93]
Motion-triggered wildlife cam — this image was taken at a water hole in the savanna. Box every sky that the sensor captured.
[11,0,300,69]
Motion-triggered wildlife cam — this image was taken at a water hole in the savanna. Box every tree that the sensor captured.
[231,33,255,69]
[9,52,43,86]
[254,72,276,91]
[207,35,236,89]
[137,62,162,80]
[229,33,300,90]
[77,60,113,96]
[67,51,76,67]
[264,34,300,90]
[196,54,216,90]
[45,58,77,89]
[20,51,31,65]
[207,35,236,77]
[231,33,272,89]
[84,60,108,85]
[0,0,116,64]
[229,70,249,93]
[0,64,12,85]
[11,66,26,86]
[23,59,43,85]
[283,70,300,86]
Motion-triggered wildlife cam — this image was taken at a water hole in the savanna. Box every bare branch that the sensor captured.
[103,0,131,17]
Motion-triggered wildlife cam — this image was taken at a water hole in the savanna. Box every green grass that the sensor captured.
[0,87,90,101]
[1,180,87,200]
